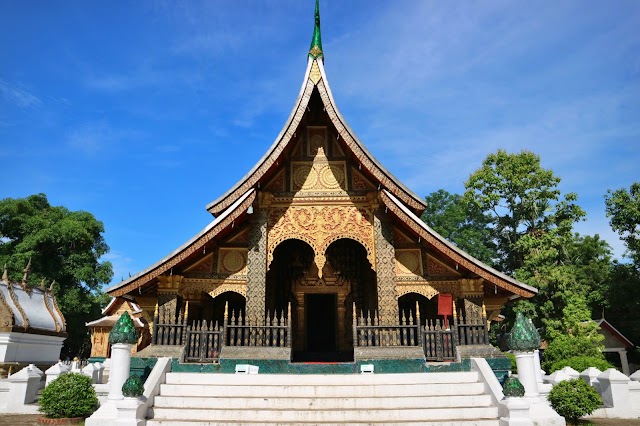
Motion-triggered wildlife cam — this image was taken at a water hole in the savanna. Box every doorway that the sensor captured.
[306,293,336,352]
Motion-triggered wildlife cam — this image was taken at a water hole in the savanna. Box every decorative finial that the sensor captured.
[21,258,32,287]
[308,0,323,60]
[2,263,7,281]
[49,280,56,292]
[507,312,541,352]
[109,312,139,345]
[39,278,46,290]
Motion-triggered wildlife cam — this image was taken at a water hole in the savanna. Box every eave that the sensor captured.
[380,189,538,299]
[206,58,427,217]
[106,189,255,298]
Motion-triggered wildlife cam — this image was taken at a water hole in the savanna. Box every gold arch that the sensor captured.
[267,205,376,277]
[208,283,247,300]
[396,285,439,300]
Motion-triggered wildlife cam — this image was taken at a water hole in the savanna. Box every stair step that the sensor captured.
[159,382,486,398]
[149,407,499,422]
[164,372,480,386]
[153,394,493,410]
[147,421,500,426]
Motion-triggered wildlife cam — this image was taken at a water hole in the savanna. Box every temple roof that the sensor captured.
[380,190,537,298]
[0,264,66,335]
[205,3,427,218]
[106,188,255,297]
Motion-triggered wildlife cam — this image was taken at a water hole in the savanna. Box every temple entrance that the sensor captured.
[305,293,337,353]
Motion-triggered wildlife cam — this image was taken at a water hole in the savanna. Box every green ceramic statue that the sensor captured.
[122,374,144,398]
[108,311,139,345]
[503,376,525,398]
[507,312,541,352]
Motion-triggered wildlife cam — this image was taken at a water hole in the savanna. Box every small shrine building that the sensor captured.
[92,1,537,363]
[0,262,66,375]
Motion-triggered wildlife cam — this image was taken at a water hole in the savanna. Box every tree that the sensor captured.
[463,150,601,341]
[604,182,640,347]
[421,189,497,266]
[605,182,640,264]
[464,149,585,274]
[0,193,113,358]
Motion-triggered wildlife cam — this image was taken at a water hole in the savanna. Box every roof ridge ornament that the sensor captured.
[308,0,323,60]
[21,258,32,288]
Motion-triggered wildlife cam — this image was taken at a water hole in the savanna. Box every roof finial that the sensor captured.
[21,258,32,287]
[308,0,323,60]
[49,280,56,292]
[2,263,7,282]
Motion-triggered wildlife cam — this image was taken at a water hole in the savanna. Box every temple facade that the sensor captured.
[93,2,537,363]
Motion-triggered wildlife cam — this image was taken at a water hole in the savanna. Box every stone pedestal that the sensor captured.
[83,363,99,383]
[499,397,533,426]
[44,361,70,386]
[514,352,539,399]
[108,343,134,401]
[7,365,42,405]
[598,368,631,410]
[533,349,543,385]
[115,397,147,426]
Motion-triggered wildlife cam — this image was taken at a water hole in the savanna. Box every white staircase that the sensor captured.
[147,371,499,426]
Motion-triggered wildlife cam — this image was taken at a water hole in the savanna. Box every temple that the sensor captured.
[91,1,537,364]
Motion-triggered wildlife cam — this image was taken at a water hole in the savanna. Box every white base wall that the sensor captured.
[0,332,65,364]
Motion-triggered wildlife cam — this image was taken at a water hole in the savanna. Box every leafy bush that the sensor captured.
[39,373,99,419]
[542,335,604,372]
[548,356,614,374]
[503,352,517,373]
[548,378,602,425]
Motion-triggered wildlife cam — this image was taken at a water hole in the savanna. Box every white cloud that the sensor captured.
[0,79,42,109]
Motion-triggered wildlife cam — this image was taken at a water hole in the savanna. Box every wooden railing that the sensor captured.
[152,301,291,363]
[352,302,421,347]
[225,304,291,348]
[353,301,489,361]
[184,320,223,363]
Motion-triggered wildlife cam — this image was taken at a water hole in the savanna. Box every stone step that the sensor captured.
[153,394,493,410]
[149,407,499,423]
[147,420,500,426]
[159,382,486,398]
[164,371,480,386]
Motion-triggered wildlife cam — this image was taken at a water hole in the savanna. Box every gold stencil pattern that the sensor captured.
[218,249,247,275]
[395,249,423,276]
[291,162,347,192]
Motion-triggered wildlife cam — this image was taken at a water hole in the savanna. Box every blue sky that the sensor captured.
[1,1,639,286]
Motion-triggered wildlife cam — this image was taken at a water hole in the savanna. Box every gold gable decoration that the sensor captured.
[267,205,376,277]
[394,249,423,277]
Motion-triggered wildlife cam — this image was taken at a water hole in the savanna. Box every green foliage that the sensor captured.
[502,376,525,397]
[543,335,605,372]
[547,378,602,425]
[421,189,497,265]
[109,312,139,344]
[548,356,614,374]
[122,374,145,397]
[0,194,113,357]
[605,182,640,264]
[464,149,585,274]
[503,352,517,373]
[39,373,98,419]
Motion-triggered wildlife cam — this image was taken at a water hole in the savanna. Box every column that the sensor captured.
[246,208,268,323]
[373,211,398,324]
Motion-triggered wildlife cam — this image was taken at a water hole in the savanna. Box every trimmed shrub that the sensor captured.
[39,373,99,419]
[542,335,604,372]
[548,378,602,425]
[548,356,614,374]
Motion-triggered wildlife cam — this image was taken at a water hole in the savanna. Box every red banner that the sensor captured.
[438,293,453,316]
